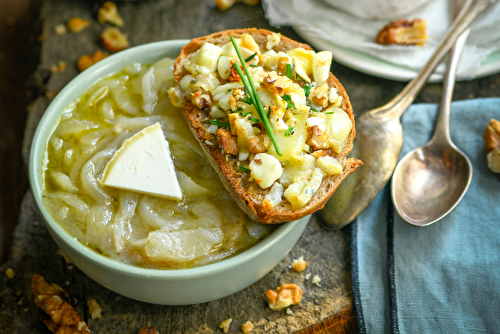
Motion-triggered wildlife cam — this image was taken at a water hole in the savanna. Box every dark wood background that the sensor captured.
[0,0,40,265]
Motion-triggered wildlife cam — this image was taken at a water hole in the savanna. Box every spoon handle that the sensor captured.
[433,28,471,143]
[369,0,494,120]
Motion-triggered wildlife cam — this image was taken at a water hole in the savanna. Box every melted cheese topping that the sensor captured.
[172,33,353,209]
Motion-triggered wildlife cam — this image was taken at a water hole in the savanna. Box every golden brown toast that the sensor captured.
[173,28,362,224]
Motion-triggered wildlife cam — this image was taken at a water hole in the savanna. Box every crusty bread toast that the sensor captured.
[173,28,362,224]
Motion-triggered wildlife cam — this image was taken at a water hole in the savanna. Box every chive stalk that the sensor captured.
[230,36,282,156]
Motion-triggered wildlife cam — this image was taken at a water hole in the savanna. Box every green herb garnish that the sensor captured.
[245,52,257,62]
[304,84,311,97]
[209,120,230,127]
[324,110,335,114]
[267,107,272,118]
[285,126,294,137]
[249,64,259,68]
[239,165,251,173]
[242,96,253,105]
[286,63,292,79]
[282,94,296,110]
[250,117,260,123]
[230,36,282,156]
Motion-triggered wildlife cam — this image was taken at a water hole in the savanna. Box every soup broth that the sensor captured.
[42,57,273,269]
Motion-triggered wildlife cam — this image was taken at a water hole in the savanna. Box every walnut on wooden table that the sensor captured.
[98,2,124,27]
[31,274,90,334]
[265,283,302,311]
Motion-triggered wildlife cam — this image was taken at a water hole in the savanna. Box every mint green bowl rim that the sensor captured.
[28,40,308,280]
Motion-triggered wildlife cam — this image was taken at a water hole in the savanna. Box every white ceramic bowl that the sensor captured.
[29,40,310,305]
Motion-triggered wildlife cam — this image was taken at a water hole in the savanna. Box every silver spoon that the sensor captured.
[319,0,495,230]
[391,26,473,226]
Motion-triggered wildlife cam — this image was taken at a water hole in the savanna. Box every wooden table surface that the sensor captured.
[1,0,499,333]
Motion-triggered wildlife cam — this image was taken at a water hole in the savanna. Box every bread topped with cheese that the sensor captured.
[169,28,362,224]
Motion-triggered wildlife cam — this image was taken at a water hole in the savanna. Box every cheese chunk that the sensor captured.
[101,123,183,200]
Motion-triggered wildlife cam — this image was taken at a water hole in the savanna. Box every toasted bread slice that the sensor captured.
[173,28,362,224]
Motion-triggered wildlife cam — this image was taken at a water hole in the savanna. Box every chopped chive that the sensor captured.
[286,63,292,79]
[242,96,253,105]
[285,126,294,137]
[245,52,257,62]
[235,107,243,112]
[312,108,321,112]
[267,107,272,118]
[324,110,335,114]
[239,165,251,173]
[304,84,311,97]
[239,112,251,117]
[209,120,230,127]
[282,94,296,110]
[230,36,282,156]
[250,117,260,123]
[249,64,259,68]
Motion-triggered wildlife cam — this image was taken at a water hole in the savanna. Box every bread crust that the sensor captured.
[174,28,362,224]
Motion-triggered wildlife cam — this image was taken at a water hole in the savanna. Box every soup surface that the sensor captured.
[42,57,273,269]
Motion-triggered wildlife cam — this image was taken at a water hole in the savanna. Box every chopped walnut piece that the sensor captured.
[376,18,428,46]
[67,17,90,34]
[307,125,330,150]
[77,50,108,72]
[54,24,67,35]
[50,61,67,74]
[292,256,308,272]
[484,119,500,173]
[312,275,322,287]
[309,82,329,107]
[31,274,90,334]
[100,27,129,52]
[98,2,124,27]
[241,321,254,333]
[215,0,260,11]
[219,318,233,333]
[138,326,159,334]
[87,299,102,319]
[265,283,302,311]
[217,128,239,155]
[248,134,270,154]
[5,268,14,279]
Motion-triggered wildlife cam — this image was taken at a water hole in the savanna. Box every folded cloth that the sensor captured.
[351,98,500,333]
[262,0,500,78]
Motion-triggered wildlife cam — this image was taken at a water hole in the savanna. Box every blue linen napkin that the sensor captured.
[351,98,500,333]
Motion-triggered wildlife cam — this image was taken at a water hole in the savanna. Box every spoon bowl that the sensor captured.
[391,17,473,226]
[391,140,472,226]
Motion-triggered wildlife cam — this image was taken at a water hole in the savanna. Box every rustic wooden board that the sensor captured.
[1,0,355,332]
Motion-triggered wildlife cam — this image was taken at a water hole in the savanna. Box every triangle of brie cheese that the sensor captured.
[101,122,183,200]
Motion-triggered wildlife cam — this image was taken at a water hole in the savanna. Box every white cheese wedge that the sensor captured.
[101,123,183,200]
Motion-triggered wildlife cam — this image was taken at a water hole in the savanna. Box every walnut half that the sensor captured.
[31,274,90,334]
[265,283,302,311]
[376,19,428,46]
[483,119,500,173]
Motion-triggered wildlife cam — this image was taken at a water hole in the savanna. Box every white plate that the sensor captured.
[293,25,500,83]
